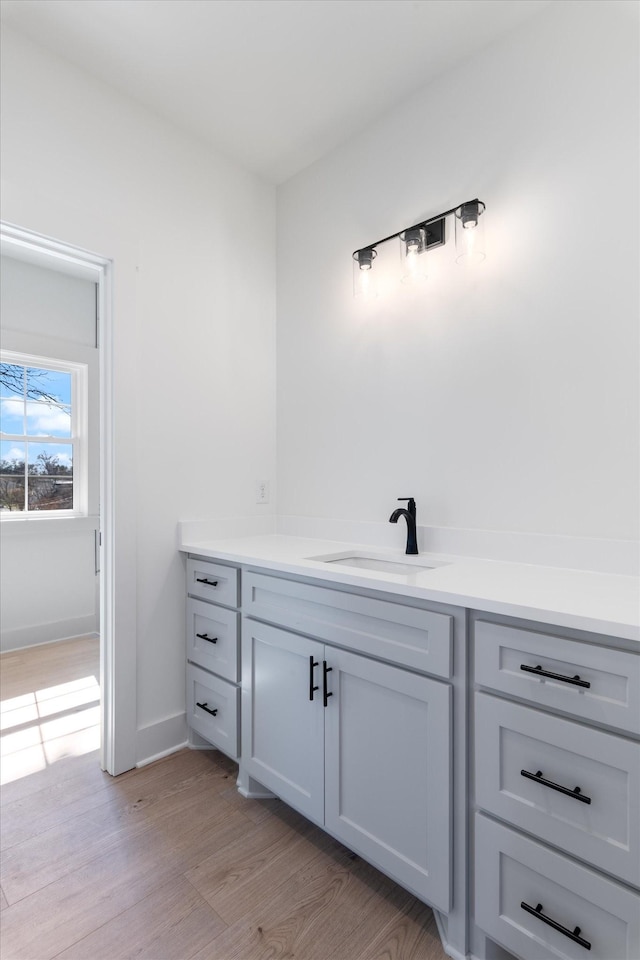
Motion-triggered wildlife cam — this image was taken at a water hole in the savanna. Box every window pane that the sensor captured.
[27,443,73,511]
[26,399,71,438]
[0,475,25,512]
[0,364,25,399]
[0,440,25,469]
[26,367,71,404]
[0,396,25,436]
[0,359,81,515]
[27,442,73,477]
[28,475,73,511]
[0,440,25,512]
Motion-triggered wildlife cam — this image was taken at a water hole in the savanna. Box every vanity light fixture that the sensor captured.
[352,197,485,296]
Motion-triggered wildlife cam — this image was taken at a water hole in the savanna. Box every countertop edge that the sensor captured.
[180,537,640,644]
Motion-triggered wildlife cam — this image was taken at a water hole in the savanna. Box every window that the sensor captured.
[0,353,87,515]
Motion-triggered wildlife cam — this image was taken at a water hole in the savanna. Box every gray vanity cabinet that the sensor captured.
[183,549,639,960]
[472,616,640,960]
[241,583,452,914]
[185,557,240,758]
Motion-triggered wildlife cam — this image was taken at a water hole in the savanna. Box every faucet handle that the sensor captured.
[397,497,416,504]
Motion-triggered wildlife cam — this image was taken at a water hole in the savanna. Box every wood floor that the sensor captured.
[0,637,446,960]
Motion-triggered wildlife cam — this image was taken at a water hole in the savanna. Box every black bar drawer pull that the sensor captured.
[195,632,217,644]
[323,661,333,708]
[196,701,218,717]
[520,663,590,688]
[521,769,592,804]
[196,577,218,587]
[521,902,591,950]
[309,656,319,701]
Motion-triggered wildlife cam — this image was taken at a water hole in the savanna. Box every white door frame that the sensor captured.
[0,220,137,775]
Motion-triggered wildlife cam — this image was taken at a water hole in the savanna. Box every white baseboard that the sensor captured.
[136,741,189,768]
[0,616,99,653]
[136,712,188,767]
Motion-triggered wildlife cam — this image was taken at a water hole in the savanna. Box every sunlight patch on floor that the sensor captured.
[0,674,100,784]
[0,697,39,731]
[0,743,48,783]
[33,675,100,704]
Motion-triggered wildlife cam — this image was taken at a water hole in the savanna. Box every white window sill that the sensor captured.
[0,513,99,537]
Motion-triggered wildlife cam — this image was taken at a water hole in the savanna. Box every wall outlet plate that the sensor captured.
[256,480,269,504]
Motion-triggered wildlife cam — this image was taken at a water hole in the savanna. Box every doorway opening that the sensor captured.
[0,221,124,776]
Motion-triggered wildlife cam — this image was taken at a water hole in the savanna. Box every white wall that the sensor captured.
[276,1,639,550]
[1,255,97,346]
[1,25,276,761]
[0,518,98,650]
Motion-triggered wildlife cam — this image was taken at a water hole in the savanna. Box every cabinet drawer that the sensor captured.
[244,572,452,678]
[186,663,239,759]
[187,598,239,682]
[186,557,238,608]
[475,814,640,960]
[475,692,640,885]
[475,620,640,733]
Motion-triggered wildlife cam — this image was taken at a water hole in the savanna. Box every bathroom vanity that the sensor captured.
[180,533,639,960]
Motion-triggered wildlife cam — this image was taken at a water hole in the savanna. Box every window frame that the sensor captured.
[0,349,89,519]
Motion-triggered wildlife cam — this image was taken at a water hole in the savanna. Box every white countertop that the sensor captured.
[179,534,640,642]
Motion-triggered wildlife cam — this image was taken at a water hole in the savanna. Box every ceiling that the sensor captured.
[0,0,552,184]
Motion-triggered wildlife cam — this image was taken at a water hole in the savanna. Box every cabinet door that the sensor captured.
[324,648,451,912]
[241,619,324,824]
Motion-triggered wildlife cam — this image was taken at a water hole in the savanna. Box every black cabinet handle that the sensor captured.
[520,663,590,688]
[309,656,319,701]
[196,633,218,644]
[323,661,333,708]
[196,701,218,717]
[521,902,591,950]
[196,578,218,587]
[521,769,591,804]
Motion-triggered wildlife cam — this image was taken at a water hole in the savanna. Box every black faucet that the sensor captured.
[389,497,418,555]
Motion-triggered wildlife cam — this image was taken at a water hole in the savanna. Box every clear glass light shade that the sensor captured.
[454,201,486,264]
[353,248,378,298]
[399,227,427,283]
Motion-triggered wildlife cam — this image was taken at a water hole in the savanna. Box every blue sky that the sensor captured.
[0,364,73,470]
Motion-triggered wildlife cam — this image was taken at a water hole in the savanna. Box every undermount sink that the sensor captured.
[307,554,448,575]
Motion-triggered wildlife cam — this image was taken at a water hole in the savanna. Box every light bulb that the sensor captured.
[353,248,378,298]
[399,227,427,283]
[454,201,485,264]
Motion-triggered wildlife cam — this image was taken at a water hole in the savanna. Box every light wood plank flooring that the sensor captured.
[1,637,446,960]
